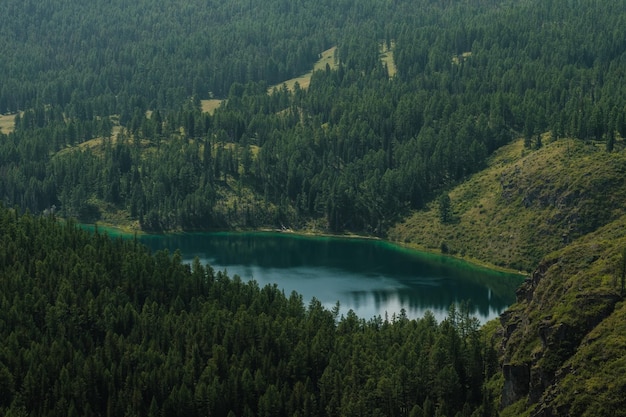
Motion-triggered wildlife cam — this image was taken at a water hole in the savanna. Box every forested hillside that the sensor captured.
[0,206,498,417]
[2,0,626,233]
[3,0,626,416]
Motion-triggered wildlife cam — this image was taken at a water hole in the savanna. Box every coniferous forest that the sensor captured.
[2,0,626,416]
[0,208,496,417]
[2,0,626,232]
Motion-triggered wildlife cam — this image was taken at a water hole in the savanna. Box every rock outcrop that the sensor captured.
[499,234,624,415]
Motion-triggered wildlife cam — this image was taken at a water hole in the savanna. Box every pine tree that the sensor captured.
[438,193,452,224]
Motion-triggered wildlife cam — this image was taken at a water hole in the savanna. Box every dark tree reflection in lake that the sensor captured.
[137,232,523,322]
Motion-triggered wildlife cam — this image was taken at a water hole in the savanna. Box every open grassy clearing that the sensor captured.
[201,99,224,114]
[200,47,339,110]
[203,43,395,106]
[271,43,397,92]
[54,125,124,158]
[268,46,338,93]
[452,51,472,65]
[312,46,338,72]
[0,113,17,134]
[271,44,398,91]
[380,41,397,78]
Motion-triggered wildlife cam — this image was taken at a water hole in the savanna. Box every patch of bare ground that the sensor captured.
[269,46,338,93]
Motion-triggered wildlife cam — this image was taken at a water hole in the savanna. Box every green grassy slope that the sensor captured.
[388,137,626,272]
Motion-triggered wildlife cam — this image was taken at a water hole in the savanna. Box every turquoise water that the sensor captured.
[128,231,524,323]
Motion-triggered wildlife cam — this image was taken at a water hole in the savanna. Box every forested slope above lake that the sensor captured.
[2,0,626,234]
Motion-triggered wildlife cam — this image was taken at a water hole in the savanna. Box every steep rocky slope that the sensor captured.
[499,220,626,416]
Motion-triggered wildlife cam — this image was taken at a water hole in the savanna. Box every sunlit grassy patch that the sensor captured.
[269,46,338,92]
[389,137,626,272]
[379,41,396,78]
[201,99,224,114]
[0,113,17,134]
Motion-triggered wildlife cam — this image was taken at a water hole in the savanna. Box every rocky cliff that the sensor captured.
[499,227,625,415]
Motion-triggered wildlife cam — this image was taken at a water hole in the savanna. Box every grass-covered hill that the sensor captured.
[389,137,626,416]
[389,137,626,272]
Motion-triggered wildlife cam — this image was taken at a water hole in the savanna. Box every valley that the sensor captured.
[1,0,626,415]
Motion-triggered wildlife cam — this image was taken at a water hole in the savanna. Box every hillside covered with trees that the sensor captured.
[0,207,499,417]
[3,0,626,416]
[2,0,626,233]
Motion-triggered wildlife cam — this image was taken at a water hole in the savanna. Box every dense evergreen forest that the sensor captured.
[0,206,499,417]
[2,0,626,416]
[2,0,626,232]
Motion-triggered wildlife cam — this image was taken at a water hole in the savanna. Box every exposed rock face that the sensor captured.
[526,292,621,417]
[515,259,556,304]
[501,363,530,407]
[499,260,555,409]
[499,250,621,413]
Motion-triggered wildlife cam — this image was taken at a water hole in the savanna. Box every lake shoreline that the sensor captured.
[135,228,524,322]
[83,220,527,278]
